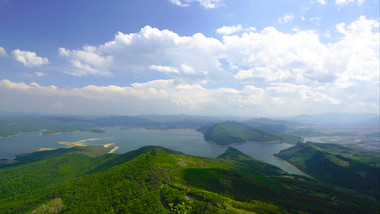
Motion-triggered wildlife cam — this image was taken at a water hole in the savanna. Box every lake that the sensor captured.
[0,127,301,174]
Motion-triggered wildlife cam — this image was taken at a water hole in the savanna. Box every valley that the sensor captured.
[1,1,378,213]
[0,114,378,213]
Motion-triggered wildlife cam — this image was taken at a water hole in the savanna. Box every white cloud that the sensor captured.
[60,26,226,81]
[0,47,7,57]
[1,78,377,116]
[60,18,378,88]
[235,67,291,82]
[150,65,179,74]
[330,16,379,86]
[49,16,379,116]
[310,17,322,21]
[312,0,327,5]
[169,0,222,9]
[216,25,243,35]
[216,25,256,35]
[0,79,57,91]
[0,79,211,115]
[35,72,46,77]
[223,16,379,88]
[278,13,294,24]
[224,27,330,83]
[266,83,341,105]
[11,49,49,68]
[58,47,113,77]
[336,0,365,6]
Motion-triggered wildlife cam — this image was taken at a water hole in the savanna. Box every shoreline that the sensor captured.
[273,155,314,179]
[0,134,20,139]
[208,140,290,147]
[103,143,115,148]
[1,130,83,139]
[0,128,107,139]
[38,148,57,151]
[58,138,103,147]
[0,159,19,164]
[57,137,113,148]
[0,130,43,139]
[108,147,119,153]
[41,130,81,136]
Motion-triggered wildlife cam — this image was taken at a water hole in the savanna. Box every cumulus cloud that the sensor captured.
[223,16,379,89]
[11,49,49,67]
[332,16,379,85]
[60,26,226,81]
[58,47,113,77]
[216,25,243,35]
[150,65,179,74]
[225,27,330,83]
[0,47,7,57]
[278,13,294,24]
[169,0,222,9]
[59,16,378,88]
[1,78,376,116]
[336,0,365,6]
[51,16,378,116]
[234,67,288,82]
[216,25,256,35]
[0,79,210,115]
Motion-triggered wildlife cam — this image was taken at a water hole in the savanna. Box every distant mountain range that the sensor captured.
[1,113,378,139]
[289,112,379,125]
[1,111,378,125]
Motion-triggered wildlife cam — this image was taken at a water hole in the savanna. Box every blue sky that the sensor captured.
[0,0,379,117]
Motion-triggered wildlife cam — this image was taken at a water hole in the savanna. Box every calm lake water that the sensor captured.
[0,127,301,174]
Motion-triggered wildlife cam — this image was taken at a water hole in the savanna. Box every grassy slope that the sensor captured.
[0,146,378,214]
[276,142,380,198]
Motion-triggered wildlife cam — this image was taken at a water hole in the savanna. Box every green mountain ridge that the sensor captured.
[0,145,114,169]
[0,115,218,138]
[1,145,378,213]
[198,121,303,145]
[0,118,104,138]
[276,142,380,198]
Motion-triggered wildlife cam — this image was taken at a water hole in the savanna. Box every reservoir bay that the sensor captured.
[0,127,300,175]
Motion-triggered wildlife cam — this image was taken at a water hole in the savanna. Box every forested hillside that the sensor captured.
[0,145,378,213]
[0,118,104,138]
[276,142,380,198]
[197,121,302,145]
[0,115,219,138]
